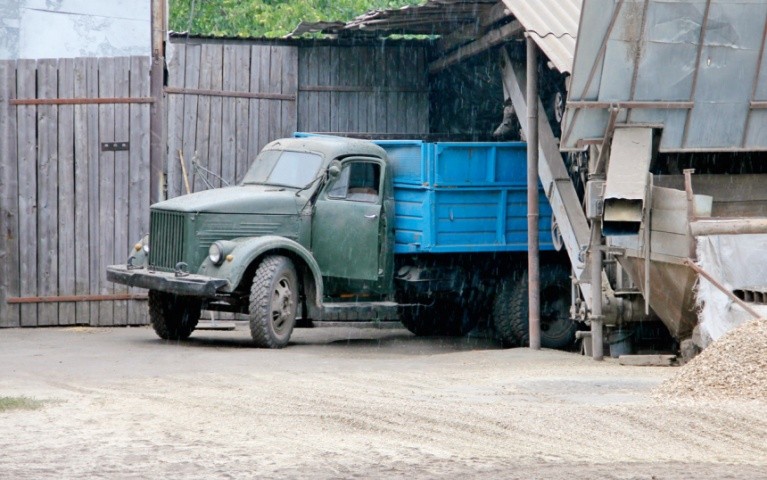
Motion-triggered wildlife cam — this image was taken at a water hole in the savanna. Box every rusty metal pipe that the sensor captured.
[526,35,540,350]
[690,218,767,236]
[684,259,762,319]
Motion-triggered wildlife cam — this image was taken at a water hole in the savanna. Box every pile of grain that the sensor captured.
[656,318,767,400]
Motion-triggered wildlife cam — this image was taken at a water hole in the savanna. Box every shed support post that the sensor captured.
[526,35,540,350]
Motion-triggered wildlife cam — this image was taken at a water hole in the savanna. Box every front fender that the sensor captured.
[197,235,324,304]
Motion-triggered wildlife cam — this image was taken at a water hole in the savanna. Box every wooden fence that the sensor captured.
[297,44,429,136]
[0,57,151,327]
[0,39,429,327]
[165,39,429,197]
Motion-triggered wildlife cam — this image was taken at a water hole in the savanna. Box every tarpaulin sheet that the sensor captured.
[695,234,767,346]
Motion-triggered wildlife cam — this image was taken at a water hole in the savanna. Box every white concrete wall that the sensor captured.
[0,0,150,59]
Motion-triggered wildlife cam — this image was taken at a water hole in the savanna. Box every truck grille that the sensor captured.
[149,210,186,271]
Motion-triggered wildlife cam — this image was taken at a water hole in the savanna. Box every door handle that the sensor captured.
[364,214,378,219]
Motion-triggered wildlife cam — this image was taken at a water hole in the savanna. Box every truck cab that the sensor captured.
[108,136,396,348]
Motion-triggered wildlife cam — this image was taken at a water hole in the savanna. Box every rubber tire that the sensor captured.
[493,265,577,349]
[400,299,477,337]
[491,278,519,348]
[249,255,298,349]
[148,290,202,341]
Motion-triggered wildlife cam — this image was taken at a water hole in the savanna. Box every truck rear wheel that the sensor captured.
[399,299,477,337]
[148,290,201,340]
[249,255,298,348]
[491,279,520,347]
[492,265,576,349]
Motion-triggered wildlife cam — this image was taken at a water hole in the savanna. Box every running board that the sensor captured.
[319,301,399,322]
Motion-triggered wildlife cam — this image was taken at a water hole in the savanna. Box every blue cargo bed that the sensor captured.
[374,140,554,254]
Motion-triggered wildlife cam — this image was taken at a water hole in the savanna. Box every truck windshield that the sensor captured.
[241,150,323,188]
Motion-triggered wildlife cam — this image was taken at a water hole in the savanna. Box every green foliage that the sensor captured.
[169,0,422,38]
[0,396,46,412]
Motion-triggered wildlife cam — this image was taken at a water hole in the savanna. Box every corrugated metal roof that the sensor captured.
[501,0,582,73]
[561,0,767,152]
[289,0,496,37]
[288,0,582,74]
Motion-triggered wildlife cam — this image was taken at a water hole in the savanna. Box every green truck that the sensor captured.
[107,135,574,348]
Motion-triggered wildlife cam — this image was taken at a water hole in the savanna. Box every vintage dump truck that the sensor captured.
[107,135,574,348]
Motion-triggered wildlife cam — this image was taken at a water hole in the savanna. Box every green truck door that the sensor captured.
[312,159,384,282]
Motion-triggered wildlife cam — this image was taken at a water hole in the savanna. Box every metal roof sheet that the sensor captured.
[501,0,582,73]
[288,0,582,75]
[561,0,767,152]
[289,0,496,37]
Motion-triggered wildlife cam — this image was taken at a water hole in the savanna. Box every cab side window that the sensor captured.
[327,162,380,203]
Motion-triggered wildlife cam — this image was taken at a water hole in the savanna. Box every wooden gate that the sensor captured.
[0,57,151,327]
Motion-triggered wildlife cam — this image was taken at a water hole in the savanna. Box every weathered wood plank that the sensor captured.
[166,43,185,199]
[268,45,283,142]
[233,45,251,183]
[221,44,237,186]
[618,355,676,367]
[281,46,298,137]
[317,46,331,132]
[128,56,151,325]
[372,46,387,133]
[297,47,311,132]
[402,47,417,134]
[57,58,76,325]
[247,45,262,173]
[356,47,372,133]
[337,48,351,134]
[112,57,131,327]
[329,47,340,133]
[207,44,224,187]
[16,59,37,326]
[37,58,59,326]
[257,45,271,150]
[72,57,90,325]
[348,47,359,132]
[0,60,21,327]
[85,57,101,326]
[98,57,116,326]
[415,47,429,134]
[179,43,201,198]
[193,44,214,192]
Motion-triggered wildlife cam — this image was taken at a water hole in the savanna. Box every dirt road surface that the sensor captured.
[1,324,766,479]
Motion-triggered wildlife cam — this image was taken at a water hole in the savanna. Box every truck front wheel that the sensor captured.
[248,255,298,348]
[148,290,202,340]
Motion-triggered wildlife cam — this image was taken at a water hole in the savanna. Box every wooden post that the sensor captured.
[150,0,166,203]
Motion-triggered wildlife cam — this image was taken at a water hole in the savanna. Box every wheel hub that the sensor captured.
[271,277,293,332]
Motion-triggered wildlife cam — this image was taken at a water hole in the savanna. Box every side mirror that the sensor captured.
[328,164,341,179]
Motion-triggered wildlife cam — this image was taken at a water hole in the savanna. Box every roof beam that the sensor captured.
[436,1,511,54]
[429,19,522,74]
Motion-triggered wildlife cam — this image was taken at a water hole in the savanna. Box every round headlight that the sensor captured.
[208,242,224,265]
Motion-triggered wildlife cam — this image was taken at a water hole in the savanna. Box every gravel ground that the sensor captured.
[656,318,767,400]
[1,324,766,479]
